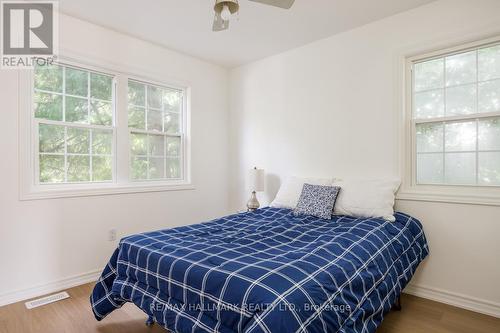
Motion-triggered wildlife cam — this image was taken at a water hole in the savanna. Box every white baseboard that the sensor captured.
[0,269,100,307]
[404,284,500,318]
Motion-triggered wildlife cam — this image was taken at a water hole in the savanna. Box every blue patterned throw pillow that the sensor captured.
[293,183,341,219]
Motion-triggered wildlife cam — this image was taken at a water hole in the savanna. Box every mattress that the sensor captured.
[91,207,429,333]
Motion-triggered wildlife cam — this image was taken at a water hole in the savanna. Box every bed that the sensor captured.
[91,207,429,333]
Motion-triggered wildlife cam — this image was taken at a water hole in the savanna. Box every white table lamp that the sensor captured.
[247,167,265,212]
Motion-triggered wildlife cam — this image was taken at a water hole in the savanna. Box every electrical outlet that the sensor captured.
[108,228,117,242]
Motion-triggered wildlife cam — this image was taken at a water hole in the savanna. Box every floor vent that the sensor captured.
[25,291,70,309]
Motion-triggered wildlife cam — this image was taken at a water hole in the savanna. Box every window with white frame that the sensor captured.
[128,80,183,180]
[34,64,115,183]
[411,42,500,187]
[29,61,188,195]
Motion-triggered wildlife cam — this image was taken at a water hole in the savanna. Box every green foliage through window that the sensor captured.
[34,63,115,184]
[128,80,183,181]
[32,63,186,185]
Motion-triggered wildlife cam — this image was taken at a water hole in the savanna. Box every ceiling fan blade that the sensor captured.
[248,0,295,9]
[212,12,229,32]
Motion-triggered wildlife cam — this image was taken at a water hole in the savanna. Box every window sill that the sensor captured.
[19,182,195,201]
[396,185,500,206]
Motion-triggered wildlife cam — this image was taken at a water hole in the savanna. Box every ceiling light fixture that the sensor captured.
[212,0,295,32]
[213,0,239,31]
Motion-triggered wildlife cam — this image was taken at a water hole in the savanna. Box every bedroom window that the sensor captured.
[412,42,500,186]
[34,64,115,184]
[128,80,183,181]
[21,59,191,199]
[400,37,500,205]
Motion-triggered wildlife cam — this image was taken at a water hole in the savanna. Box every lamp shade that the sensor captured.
[249,168,265,192]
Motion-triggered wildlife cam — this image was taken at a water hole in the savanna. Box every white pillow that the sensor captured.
[270,176,334,209]
[332,179,401,221]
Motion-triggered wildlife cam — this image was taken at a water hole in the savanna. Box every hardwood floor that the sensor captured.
[0,283,499,333]
[379,295,500,333]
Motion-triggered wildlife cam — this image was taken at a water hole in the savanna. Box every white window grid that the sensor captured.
[33,64,117,184]
[128,79,184,181]
[411,42,500,187]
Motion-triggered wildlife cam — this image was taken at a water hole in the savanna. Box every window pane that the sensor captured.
[164,112,180,133]
[39,155,65,183]
[478,79,500,113]
[65,67,88,97]
[478,118,500,151]
[417,153,443,184]
[90,73,112,101]
[39,124,65,153]
[131,157,148,179]
[412,44,500,187]
[65,96,88,123]
[414,59,444,92]
[166,157,181,178]
[445,51,476,86]
[128,81,145,106]
[92,129,113,155]
[92,156,112,182]
[34,92,62,121]
[67,127,90,154]
[149,135,164,156]
[34,65,62,92]
[149,157,164,179]
[163,90,182,113]
[147,86,161,109]
[126,79,183,182]
[147,109,163,132]
[479,152,500,185]
[446,84,476,116]
[416,123,443,153]
[128,106,145,129]
[445,121,476,152]
[414,90,444,119]
[130,133,147,155]
[478,44,500,81]
[67,155,90,182]
[445,152,476,185]
[90,100,112,126]
[34,64,115,186]
[167,137,181,156]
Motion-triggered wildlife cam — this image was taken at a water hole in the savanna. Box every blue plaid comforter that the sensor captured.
[91,207,428,333]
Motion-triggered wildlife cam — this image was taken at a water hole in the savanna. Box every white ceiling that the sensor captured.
[59,0,436,68]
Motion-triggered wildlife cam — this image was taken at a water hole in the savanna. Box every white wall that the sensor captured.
[0,14,229,303]
[229,0,500,316]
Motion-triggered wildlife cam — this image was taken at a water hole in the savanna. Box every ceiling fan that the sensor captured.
[213,0,295,32]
